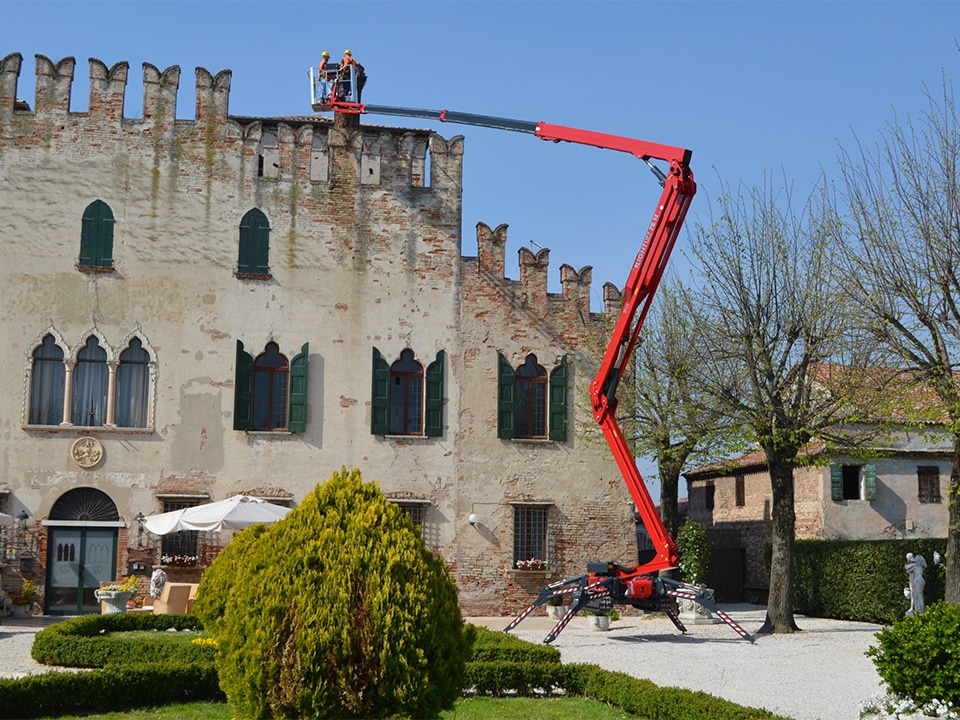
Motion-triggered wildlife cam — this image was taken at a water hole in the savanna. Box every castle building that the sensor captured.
[0,53,638,615]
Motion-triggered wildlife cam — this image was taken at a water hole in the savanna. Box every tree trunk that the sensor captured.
[946,433,960,604]
[657,458,682,583]
[757,451,800,633]
[658,454,682,540]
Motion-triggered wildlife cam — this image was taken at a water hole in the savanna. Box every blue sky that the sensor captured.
[5,0,960,491]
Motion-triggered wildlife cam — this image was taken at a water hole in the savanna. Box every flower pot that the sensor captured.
[12,603,33,619]
[677,587,722,625]
[95,590,135,614]
[547,604,565,619]
[587,614,611,631]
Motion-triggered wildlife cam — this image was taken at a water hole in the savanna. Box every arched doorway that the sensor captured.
[44,487,120,615]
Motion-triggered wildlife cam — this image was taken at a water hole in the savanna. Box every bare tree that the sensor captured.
[686,177,857,633]
[631,275,744,540]
[837,74,960,603]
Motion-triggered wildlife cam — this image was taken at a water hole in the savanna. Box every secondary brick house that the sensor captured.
[684,427,952,602]
[0,52,640,615]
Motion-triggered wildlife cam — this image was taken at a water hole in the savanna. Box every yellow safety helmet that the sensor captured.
[322,51,330,58]
[344,49,352,56]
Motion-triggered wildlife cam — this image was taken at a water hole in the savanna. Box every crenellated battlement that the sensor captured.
[0,52,461,196]
[88,58,129,120]
[468,221,610,339]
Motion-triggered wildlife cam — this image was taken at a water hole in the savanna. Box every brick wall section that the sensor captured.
[457,221,636,614]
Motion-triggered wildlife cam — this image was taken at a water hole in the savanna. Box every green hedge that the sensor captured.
[10,615,787,719]
[792,538,946,623]
[462,661,788,719]
[31,613,212,668]
[574,664,788,720]
[468,625,562,665]
[0,662,224,719]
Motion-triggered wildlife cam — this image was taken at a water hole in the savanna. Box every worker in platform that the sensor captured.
[317,51,332,103]
[339,49,358,101]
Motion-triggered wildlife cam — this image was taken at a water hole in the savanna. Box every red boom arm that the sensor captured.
[534,122,695,574]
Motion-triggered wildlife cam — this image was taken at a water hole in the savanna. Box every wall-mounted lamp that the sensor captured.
[16,510,29,532]
[468,513,479,526]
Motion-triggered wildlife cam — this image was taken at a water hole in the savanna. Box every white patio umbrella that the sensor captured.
[0,512,13,528]
[142,495,291,535]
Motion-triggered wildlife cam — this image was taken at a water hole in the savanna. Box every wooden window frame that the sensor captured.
[497,353,567,441]
[830,464,877,501]
[918,465,942,504]
[236,208,271,279]
[78,200,115,272]
[372,348,444,437]
[234,340,309,433]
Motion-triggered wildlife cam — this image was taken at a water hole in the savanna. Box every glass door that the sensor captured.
[45,527,117,615]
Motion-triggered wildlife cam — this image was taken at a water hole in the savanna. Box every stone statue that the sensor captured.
[150,566,167,599]
[905,553,927,616]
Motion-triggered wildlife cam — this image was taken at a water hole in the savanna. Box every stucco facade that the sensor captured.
[0,53,637,615]
[684,434,952,601]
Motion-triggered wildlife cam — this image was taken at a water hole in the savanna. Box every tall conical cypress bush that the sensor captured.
[193,467,471,719]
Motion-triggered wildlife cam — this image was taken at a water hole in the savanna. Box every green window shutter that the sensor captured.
[287,342,309,433]
[233,340,254,431]
[239,209,270,275]
[425,350,445,437]
[497,352,515,439]
[80,200,115,268]
[371,347,390,435]
[864,464,877,501]
[549,355,568,442]
[830,465,842,501]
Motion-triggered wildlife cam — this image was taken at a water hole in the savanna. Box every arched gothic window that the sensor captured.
[29,334,65,425]
[73,337,108,427]
[116,338,150,428]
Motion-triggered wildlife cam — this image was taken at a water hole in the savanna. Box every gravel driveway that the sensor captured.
[474,604,887,720]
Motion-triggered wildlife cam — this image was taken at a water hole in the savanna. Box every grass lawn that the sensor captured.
[44,697,633,719]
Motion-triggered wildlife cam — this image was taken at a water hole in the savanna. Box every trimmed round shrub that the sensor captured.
[868,600,960,707]
[193,467,471,719]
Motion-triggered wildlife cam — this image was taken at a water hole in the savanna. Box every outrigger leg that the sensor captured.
[505,572,754,644]
[664,579,754,641]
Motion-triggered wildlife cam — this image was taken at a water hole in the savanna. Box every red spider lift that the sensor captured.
[310,68,753,644]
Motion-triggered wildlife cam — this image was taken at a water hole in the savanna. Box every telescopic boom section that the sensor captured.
[360,102,696,573]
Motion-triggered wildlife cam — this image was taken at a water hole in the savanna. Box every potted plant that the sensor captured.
[515,557,547,571]
[12,579,37,619]
[545,594,565,619]
[584,608,618,631]
[94,575,140,614]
